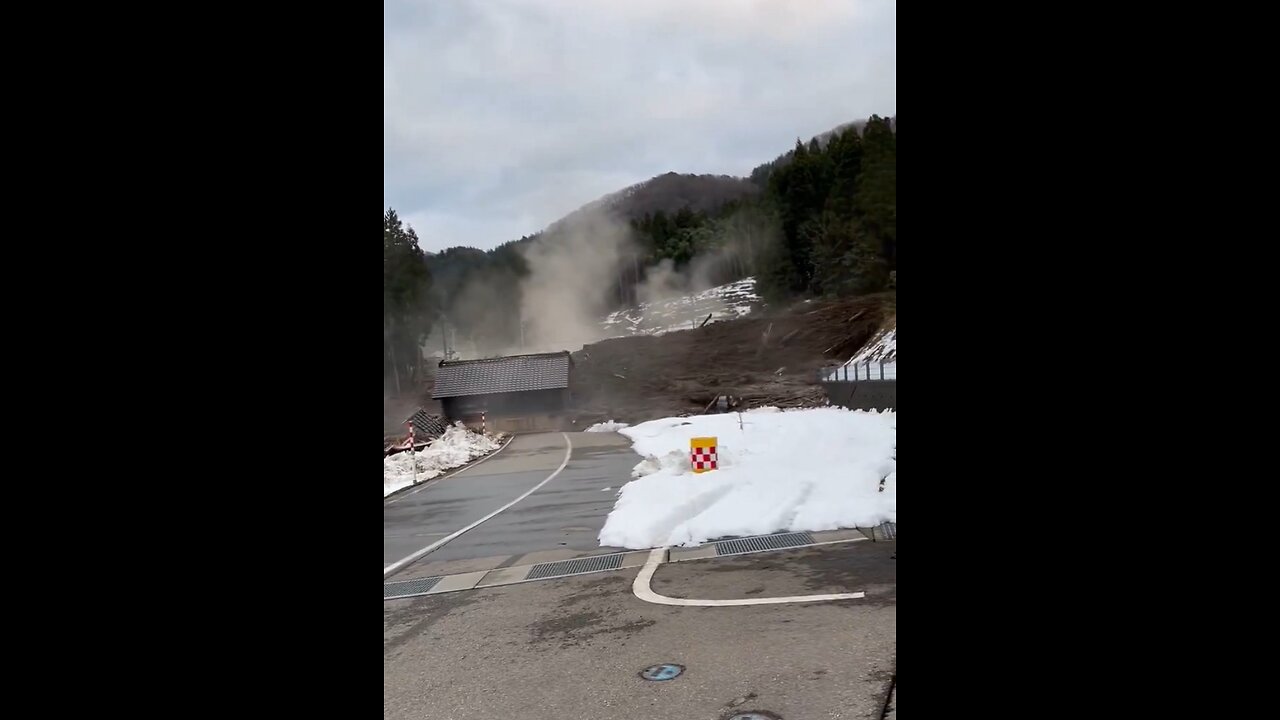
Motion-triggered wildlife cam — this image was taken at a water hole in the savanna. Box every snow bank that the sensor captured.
[598,407,895,549]
[383,423,503,497]
[600,277,760,338]
[852,326,896,363]
[586,420,630,432]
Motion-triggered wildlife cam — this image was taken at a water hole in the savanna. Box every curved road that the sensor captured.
[383,431,639,574]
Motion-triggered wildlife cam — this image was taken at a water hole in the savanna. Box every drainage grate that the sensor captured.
[383,576,442,599]
[879,521,896,540]
[525,553,624,580]
[715,532,815,556]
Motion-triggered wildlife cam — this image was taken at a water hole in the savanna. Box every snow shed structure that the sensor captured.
[431,351,574,433]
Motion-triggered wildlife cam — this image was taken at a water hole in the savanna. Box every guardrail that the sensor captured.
[821,360,897,382]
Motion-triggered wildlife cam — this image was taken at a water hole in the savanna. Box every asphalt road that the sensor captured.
[383,431,897,718]
[384,541,897,720]
[383,431,639,571]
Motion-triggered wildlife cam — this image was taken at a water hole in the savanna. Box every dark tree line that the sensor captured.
[428,240,527,352]
[383,208,435,393]
[623,114,896,302]
[750,114,896,300]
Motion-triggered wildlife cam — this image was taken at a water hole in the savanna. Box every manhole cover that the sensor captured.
[729,713,781,720]
[639,663,684,681]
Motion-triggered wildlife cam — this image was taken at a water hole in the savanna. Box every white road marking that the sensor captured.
[631,547,866,606]
[384,434,515,506]
[383,433,574,579]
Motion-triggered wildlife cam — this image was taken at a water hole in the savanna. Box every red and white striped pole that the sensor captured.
[481,411,486,436]
[407,421,418,485]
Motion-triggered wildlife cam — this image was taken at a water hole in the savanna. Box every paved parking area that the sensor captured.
[384,540,896,720]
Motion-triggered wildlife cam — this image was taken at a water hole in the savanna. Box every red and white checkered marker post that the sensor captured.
[690,436,718,473]
[407,421,418,485]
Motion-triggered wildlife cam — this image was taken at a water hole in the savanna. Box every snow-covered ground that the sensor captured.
[598,407,896,549]
[383,423,504,497]
[586,420,630,432]
[825,326,896,381]
[600,277,760,338]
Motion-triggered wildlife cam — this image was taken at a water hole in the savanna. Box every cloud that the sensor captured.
[384,0,895,251]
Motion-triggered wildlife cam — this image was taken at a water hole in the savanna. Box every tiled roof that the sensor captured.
[405,409,450,439]
[431,351,572,399]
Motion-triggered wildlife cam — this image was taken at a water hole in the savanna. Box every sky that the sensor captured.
[384,0,896,253]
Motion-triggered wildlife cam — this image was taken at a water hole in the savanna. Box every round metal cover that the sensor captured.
[639,663,684,681]
[728,713,781,720]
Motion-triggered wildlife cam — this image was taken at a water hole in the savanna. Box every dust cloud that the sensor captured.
[444,207,773,359]
[516,211,634,354]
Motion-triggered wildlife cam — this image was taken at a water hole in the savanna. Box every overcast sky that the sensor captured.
[384,0,896,253]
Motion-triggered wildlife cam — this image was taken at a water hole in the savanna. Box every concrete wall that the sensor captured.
[485,414,569,433]
[442,388,570,433]
[442,389,566,416]
[822,380,896,411]
[452,413,567,434]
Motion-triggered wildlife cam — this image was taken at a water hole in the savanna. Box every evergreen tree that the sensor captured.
[383,208,435,393]
[855,115,896,268]
[823,127,863,220]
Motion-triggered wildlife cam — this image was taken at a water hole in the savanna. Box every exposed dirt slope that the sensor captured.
[570,292,895,424]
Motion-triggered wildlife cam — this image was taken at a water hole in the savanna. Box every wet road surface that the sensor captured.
[383,432,638,571]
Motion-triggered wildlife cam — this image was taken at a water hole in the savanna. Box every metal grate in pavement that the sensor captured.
[383,576,442,600]
[714,532,815,556]
[525,553,624,580]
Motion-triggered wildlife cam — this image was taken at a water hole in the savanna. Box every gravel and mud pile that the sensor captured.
[570,292,894,425]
